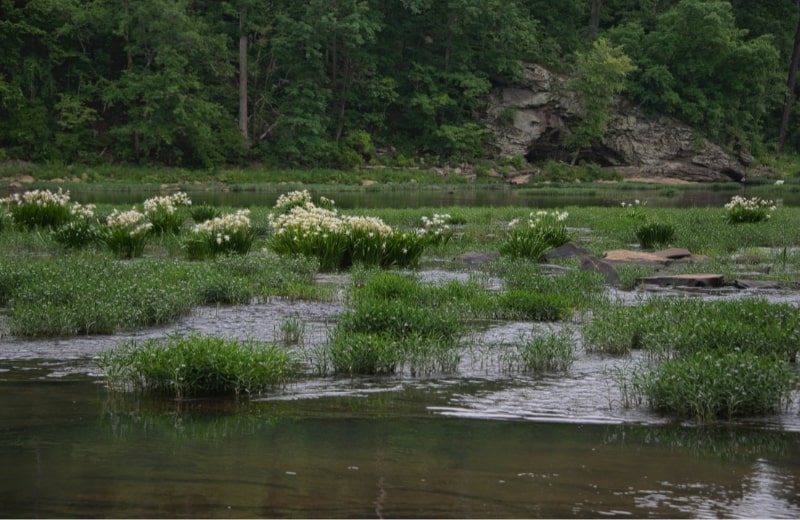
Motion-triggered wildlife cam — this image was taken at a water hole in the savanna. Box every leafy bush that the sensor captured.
[98,333,297,397]
[499,210,570,260]
[637,350,796,421]
[724,195,776,224]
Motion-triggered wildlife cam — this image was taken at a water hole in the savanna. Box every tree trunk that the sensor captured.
[238,7,249,140]
[779,0,800,152]
[588,0,602,40]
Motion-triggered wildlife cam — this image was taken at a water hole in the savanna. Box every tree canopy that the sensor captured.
[0,0,794,168]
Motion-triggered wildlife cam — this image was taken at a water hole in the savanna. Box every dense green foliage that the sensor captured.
[98,333,297,396]
[0,0,796,168]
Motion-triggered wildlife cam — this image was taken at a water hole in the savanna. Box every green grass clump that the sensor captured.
[582,296,800,361]
[634,219,675,249]
[496,290,570,321]
[636,350,796,422]
[98,333,297,397]
[0,251,323,337]
[502,330,576,372]
[322,271,467,375]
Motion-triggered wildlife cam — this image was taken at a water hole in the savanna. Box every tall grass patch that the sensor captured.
[582,296,800,361]
[636,350,796,422]
[501,329,576,372]
[323,271,468,375]
[98,333,297,397]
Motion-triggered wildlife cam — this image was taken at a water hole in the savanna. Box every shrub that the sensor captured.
[184,209,256,260]
[143,192,192,234]
[2,188,72,229]
[98,333,297,397]
[103,208,153,258]
[499,210,570,261]
[637,350,796,421]
[724,195,776,224]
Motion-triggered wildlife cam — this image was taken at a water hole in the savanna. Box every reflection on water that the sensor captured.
[67,185,800,209]
[1,374,799,518]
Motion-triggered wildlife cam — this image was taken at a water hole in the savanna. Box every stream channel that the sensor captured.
[1,187,800,518]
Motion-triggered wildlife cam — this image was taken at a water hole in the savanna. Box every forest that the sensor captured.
[0,0,797,170]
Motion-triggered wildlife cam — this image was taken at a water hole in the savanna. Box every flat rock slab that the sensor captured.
[636,273,725,288]
[653,248,692,259]
[603,250,670,265]
[458,251,500,266]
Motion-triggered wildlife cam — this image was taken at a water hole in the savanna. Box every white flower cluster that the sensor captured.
[143,192,192,216]
[2,188,71,207]
[509,210,568,229]
[724,195,776,213]
[269,199,394,240]
[418,213,451,236]
[192,209,251,244]
[274,190,313,212]
[620,199,645,209]
[106,208,153,237]
[70,202,96,219]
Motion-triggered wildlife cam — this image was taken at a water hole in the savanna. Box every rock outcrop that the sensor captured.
[485,64,751,183]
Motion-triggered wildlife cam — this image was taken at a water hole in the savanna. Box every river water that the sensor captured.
[2,278,800,517]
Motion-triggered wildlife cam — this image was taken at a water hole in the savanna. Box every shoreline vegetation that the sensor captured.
[2,182,799,423]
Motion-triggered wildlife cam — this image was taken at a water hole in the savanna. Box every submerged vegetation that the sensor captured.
[2,185,800,423]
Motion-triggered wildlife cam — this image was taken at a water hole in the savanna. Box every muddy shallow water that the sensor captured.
[2,270,800,517]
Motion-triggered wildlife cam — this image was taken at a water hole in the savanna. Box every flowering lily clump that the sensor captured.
[500,210,570,260]
[143,192,192,234]
[52,202,102,249]
[184,209,256,260]
[268,191,451,270]
[104,208,154,258]
[2,188,73,229]
[723,195,776,224]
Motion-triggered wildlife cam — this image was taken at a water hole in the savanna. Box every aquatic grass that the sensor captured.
[502,329,576,372]
[327,332,405,375]
[582,296,800,361]
[499,210,570,260]
[278,317,305,345]
[98,333,297,397]
[498,258,606,310]
[495,290,571,321]
[1,251,322,337]
[636,350,796,421]
[2,188,72,229]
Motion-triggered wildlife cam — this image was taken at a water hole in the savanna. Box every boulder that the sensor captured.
[484,64,750,183]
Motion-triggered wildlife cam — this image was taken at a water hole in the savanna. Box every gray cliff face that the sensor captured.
[484,64,750,182]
